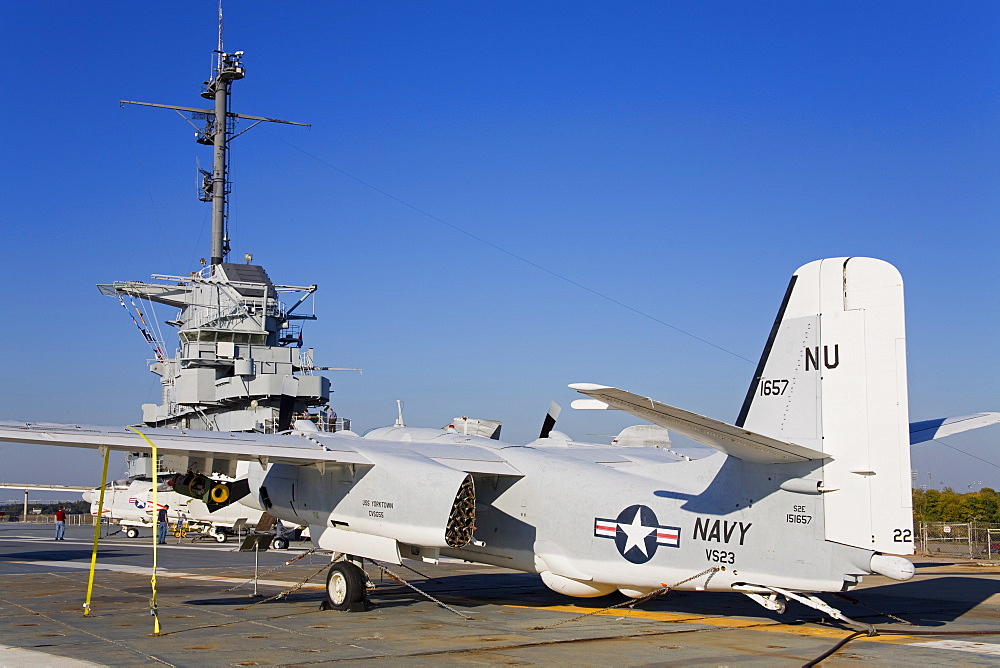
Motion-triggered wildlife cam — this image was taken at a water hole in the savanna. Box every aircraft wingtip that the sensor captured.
[570,399,609,410]
[568,383,612,392]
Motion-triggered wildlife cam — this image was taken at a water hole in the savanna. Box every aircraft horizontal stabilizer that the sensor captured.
[909,412,1000,445]
[568,383,828,464]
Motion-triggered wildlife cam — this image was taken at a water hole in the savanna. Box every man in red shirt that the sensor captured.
[54,507,66,540]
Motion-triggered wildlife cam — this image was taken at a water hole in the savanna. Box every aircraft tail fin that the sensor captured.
[738,257,912,554]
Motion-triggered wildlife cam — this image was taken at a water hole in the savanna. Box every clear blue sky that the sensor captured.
[0,1,997,495]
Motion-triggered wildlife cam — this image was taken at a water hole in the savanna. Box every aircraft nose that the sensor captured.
[82,489,95,503]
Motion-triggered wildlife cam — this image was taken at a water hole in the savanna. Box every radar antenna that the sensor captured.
[216,0,225,62]
[119,3,309,269]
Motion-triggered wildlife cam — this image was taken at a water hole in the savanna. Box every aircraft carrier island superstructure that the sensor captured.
[100,263,332,433]
[98,47,351,442]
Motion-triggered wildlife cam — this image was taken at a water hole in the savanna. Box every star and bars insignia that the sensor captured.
[594,504,681,564]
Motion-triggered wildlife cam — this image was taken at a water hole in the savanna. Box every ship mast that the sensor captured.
[119,9,308,268]
[204,44,243,265]
[100,8,356,440]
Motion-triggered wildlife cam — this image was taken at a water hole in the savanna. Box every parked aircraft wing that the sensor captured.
[360,439,523,476]
[0,421,523,477]
[0,421,373,466]
[909,412,1000,445]
[568,384,829,464]
[561,446,691,466]
[0,483,92,492]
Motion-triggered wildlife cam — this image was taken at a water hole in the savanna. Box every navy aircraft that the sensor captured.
[82,479,299,547]
[1,257,997,621]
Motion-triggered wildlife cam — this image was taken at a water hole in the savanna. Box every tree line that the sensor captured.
[913,487,1000,523]
[0,500,90,517]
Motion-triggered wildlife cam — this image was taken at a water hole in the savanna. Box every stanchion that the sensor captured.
[127,427,162,635]
[83,445,111,616]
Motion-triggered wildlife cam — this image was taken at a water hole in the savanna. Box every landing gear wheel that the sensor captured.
[213,530,228,543]
[271,537,289,550]
[324,561,366,611]
[125,527,139,539]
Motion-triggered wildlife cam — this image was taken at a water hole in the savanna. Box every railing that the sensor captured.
[259,415,351,434]
[312,416,351,433]
[0,513,96,525]
[917,521,1000,559]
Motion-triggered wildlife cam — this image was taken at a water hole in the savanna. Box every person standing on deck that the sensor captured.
[54,507,66,540]
[157,505,169,544]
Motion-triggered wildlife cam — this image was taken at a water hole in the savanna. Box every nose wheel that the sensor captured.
[323,560,368,611]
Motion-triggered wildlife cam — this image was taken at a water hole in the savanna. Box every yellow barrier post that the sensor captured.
[127,426,162,636]
[83,445,111,616]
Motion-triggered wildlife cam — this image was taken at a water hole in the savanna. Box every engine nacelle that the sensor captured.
[253,449,477,551]
[170,472,210,500]
[167,472,250,513]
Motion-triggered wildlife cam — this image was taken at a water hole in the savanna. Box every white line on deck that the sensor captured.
[912,640,1000,656]
[8,560,325,589]
[0,535,309,554]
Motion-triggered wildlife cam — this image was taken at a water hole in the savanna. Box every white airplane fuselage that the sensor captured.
[249,440,872,597]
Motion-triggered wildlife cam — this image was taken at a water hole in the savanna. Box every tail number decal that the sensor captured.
[805,344,840,371]
[706,549,735,564]
[759,379,789,396]
[893,528,912,542]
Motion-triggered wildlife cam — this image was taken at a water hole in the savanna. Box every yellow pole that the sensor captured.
[83,445,111,616]
[127,426,161,636]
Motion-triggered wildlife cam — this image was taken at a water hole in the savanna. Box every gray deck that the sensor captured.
[1,524,999,666]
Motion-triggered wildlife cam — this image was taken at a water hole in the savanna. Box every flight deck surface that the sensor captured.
[1,524,998,666]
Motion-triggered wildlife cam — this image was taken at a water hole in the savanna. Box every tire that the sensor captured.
[213,530,228,543]
[125,527,139,539]
[325,561,365,611]
[271,537,289,550]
